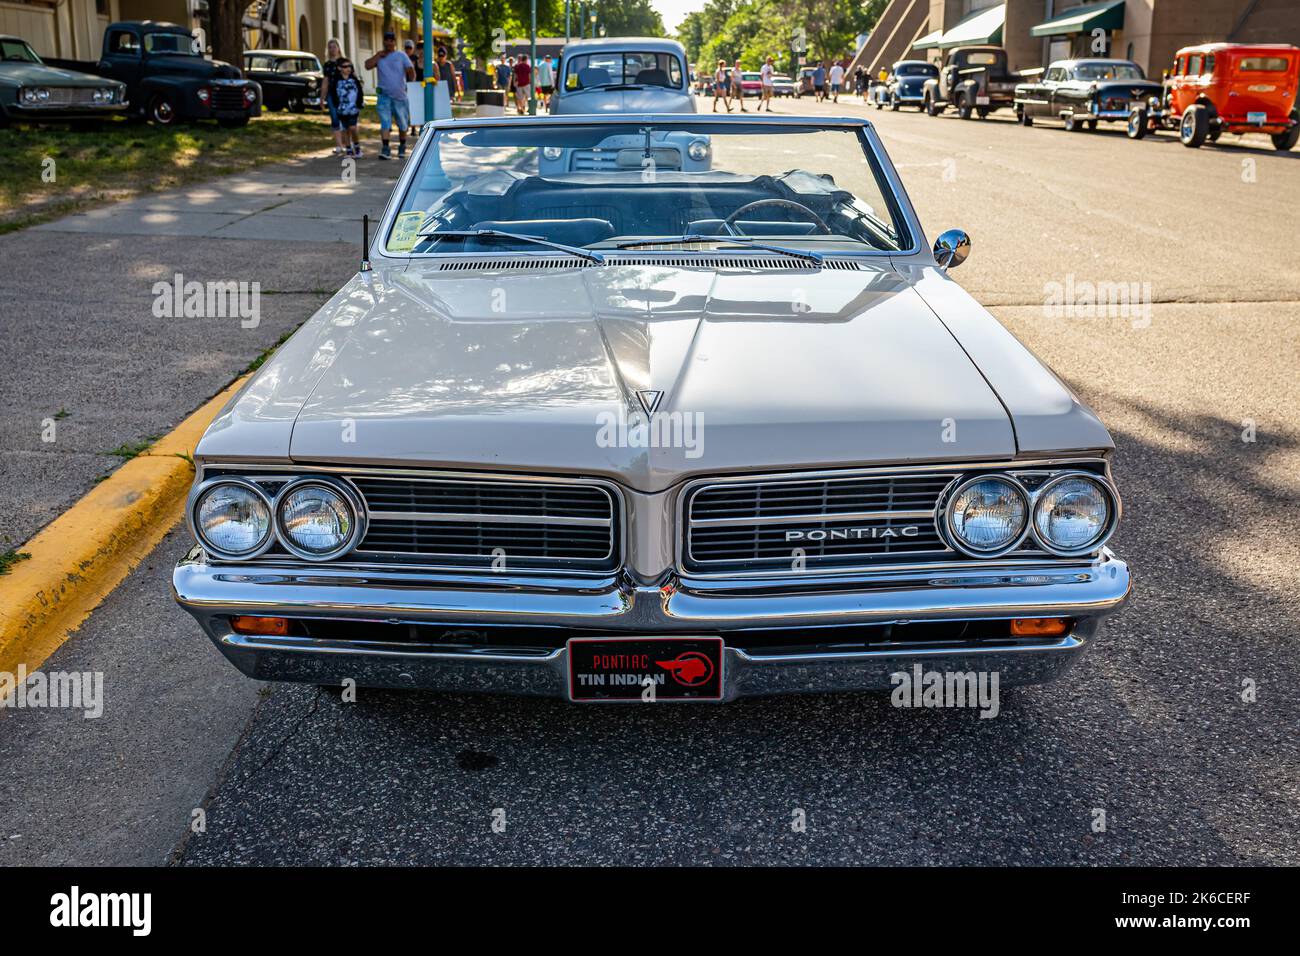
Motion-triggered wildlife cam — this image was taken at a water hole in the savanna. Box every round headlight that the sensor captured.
[275,481,360,560]
[542,146,564,161]
[945,475,1029,557]
[687,139,709,162]
[37,88,49,101]
[194,480,272,558]
[21,88,37,104]
[1033,474,1113,555]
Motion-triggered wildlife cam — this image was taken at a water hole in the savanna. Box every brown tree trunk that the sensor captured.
[383,0,394,35]
[208,0,244,66]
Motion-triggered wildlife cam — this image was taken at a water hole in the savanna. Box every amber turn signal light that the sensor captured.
[230,615,291,636]
[1010,617,1069,637]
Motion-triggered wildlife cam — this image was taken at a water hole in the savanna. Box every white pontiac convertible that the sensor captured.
[173,114,1130,703]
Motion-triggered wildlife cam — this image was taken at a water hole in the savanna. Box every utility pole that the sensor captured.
[529,0,537,115]
[422,0,433,122]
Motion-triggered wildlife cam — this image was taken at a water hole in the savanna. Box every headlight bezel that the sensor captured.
[189,477,275,560]
[940,473,1032,558]
[1029,470,1119,557]
[271,477,366,562]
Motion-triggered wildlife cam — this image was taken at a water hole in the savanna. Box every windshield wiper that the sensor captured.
[416,228,605,264]
[615,234,824,265]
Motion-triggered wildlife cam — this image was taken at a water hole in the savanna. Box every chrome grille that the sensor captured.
[351,475,618,572]
[684,472,959,574]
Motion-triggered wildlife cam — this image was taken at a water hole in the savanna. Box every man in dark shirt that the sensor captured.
[512,53,531,113]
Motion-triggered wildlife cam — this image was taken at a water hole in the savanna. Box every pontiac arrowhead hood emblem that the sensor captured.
[636,389,664,416]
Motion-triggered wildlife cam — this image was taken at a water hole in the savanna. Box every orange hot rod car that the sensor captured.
[1128,42,1299,150]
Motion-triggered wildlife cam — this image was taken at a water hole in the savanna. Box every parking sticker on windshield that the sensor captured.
[388,211,425,252]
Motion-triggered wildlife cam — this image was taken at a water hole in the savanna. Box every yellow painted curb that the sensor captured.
[0,376,250,678]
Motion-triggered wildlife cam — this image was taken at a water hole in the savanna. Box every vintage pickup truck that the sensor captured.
[46,20,261,127]
[923,46,1022,119]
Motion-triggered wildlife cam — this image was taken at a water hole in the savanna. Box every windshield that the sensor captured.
[275,56,321,73]
[0,38,40,63]
[385,122,909,257]
[144,32,201,55]
[564,52,683,90]
[895,64,936,77]
[1074,61,1145,80]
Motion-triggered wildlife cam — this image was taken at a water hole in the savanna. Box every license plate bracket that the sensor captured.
[1247,111,1267,125]
[567,636,724,702]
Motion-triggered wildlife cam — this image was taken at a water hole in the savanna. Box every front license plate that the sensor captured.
[567,636,724,702]
[976,95,990,105]
[1248,111,1267,125]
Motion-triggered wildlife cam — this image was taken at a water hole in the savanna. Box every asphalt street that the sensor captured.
[1,96,1297,865]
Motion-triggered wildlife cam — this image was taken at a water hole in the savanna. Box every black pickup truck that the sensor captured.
[922,46,1023,119]
[46,20,261,127]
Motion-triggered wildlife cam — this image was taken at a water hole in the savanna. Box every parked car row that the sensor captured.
[877,40,1299,152]
[1,20,326,129]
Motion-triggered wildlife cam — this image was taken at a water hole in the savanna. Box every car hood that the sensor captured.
[200,262,1110,492]
[0,62,111,86]
[553,87,695,114]
[149,54,243,79]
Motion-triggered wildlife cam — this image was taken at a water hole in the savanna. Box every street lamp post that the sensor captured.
[422,0,433,122]
[529,0,537,115]
[565,0,571,43]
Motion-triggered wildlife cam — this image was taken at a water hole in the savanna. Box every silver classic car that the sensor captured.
[173,114,1130,703]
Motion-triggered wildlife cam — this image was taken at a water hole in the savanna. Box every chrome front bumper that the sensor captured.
[174,548,1130,701]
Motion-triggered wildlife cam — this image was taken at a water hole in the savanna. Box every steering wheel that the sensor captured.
[723,198,832,235]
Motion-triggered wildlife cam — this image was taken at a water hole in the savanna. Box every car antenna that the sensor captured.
[360,214,372,272]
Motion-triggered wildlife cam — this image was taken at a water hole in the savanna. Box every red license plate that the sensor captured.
[567,636,724,702]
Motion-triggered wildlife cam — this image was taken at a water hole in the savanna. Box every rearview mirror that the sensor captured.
[933,229,971,271]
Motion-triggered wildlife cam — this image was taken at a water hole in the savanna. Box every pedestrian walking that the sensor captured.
[732,59,747,111]
[759,55,775,111]
[320,38,346,156]
[364,31,415,160]
[534,52,554,111]
[712,58,731,112]
[495,56,511,91]
[829,60,844,103]
[512,53,531,113]
[813,61,826,102]
[330,59,364,157]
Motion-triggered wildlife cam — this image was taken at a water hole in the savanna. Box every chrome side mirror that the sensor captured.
[933,229,971,271]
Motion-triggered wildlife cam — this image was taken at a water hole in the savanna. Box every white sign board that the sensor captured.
[406,78,452,125]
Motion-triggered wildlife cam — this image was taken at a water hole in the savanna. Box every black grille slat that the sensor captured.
[351,476,617,571]
[686,473,959,574]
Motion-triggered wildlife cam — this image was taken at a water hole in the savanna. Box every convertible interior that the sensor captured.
[410,170,899,252]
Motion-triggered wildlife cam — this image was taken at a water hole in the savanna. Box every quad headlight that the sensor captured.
[943,475,1029,557]
[190,475,364,562]
[21,87,50,104]
[1032,473,1115,556]
[942,470,1119,559]
[192,479,273,558]
[273,479,363,561]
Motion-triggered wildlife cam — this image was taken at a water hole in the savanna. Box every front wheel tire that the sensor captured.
[1180,104,1208,147]
[148,94,178,126]
[1127,108,1148,139]
[957,95,973,120]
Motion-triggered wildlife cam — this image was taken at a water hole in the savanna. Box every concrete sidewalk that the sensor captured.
[1,149,404,548]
